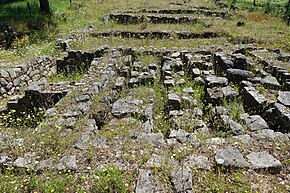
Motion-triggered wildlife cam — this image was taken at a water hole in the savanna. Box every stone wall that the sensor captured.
[0,57,57,99]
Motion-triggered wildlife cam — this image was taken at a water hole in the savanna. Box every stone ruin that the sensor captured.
[0,3,290,192]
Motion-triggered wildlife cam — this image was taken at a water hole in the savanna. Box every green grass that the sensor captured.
[48,68,87,82]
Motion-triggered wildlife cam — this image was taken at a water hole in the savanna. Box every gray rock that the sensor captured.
[164,79,175,87]
[112,98,143,118]
[212,106,229,116]
[278,91,290,107]
[13,157,33,169]
[192,68,201,78]
[169,129,198,144]
[138,132,165,146]
[228,119,245,135]
[206,137,226,145]
[226,69,253,83]
[246,151,282,174]
[142,120,153,133]
[274,103,290,129]
[206,87,223,105]
[93,136,107,148]
[146,155,164,168]
[37,159,53,170]
[74,134,90,150]
[168,93,181,110]
[148,63,157,71]
[214,52,234,70]
[183,87,194,95]
[243,86,267,110]
[56,155,77,170]
[205,75,228,88]
[7,69,17,78]
[135,169,165,193]
[221,115,245,134]
[0,78,8,86]
[75,94,90,103]
[245,115,269,131]
[185,155,211,169]
[232,134,252,145]
[0,156,12,167]
[215,147,250,168]
[128,78,139,88]
[232,53,247,69]
[0,71,10,79]
[261,76,280,89]
[131,71,139,78]
[170,166,193,193]
[252,129,289,143]
[222,86,238,99]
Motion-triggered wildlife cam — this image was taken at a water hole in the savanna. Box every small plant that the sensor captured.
[92,166,131,193]
[0,108,45,128]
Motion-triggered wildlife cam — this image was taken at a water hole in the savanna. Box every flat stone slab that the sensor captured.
[252,129,289,143]
[185,155,211,169]
[215,147,250,168]
[245,115,269,131]
[168,93,181,110]
[274,103,290,129]
[246,151,282,174]
[278,91,290,107]
[135,169,165,193]
[56,155,77,171]
[261,76,280,89]
[112,98,143,118]
[243,86,267,110]
[205,75,228,88]
[170,166,193,193]
[138,132,166,146]
[169,129,198,144]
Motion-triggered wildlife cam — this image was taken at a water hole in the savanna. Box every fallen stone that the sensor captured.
[252,129,289,143]
[146,155,164,168]
[206,137,226,145]
[205,75,228,88]
[206,87,223,105]
[232,134,252,145]
[169,129,198,144]
[246,151,282,174]
[56,155,77,170]
[115,77,126,89]
[243,86,267,111]
[222,86,238,99]
[232,53,247,70]
[112,98,143,118]
[136,170,165,193]
[226,69,253,83]
[170,166,193,193]
[168,93,181,110]
[278,91,290,107]
[215,147,250,168]
[92,136,107,148]
[74,134,90,150]
[274,103,290,129]
[185,155,211,169]
[13,157,33,169]
[245,115,269,131]
[261,76,280,89]
[138,132,165,146]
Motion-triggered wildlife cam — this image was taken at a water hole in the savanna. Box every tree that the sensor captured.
[39,0,50,14]
[285,0,290,25]
[253,0,256,6]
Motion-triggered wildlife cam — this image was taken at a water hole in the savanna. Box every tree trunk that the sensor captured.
[253,0,256,6]
[39,0,50,14]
